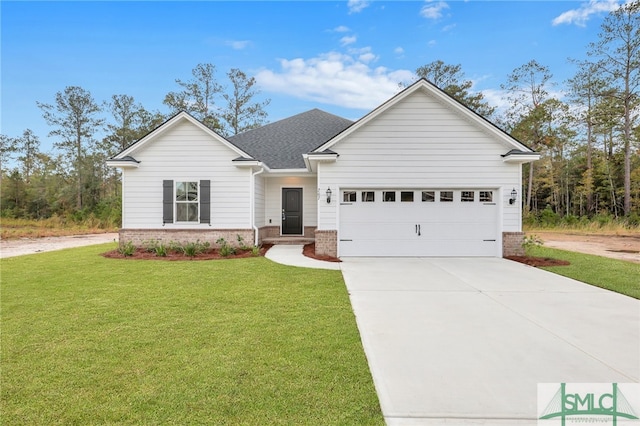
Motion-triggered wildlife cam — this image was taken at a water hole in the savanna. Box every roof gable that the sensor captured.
[227,109,353,169]
[111,111,252,160]
[313,79,534,154]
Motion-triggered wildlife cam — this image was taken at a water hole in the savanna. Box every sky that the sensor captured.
[0,0,626,155]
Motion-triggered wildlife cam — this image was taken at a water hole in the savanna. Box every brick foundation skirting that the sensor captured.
[314,229,337,258]
[502,232,525,257]
[119,229,254,248]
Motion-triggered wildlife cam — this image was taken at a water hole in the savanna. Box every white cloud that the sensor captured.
[420,1,449,20]
[255,51,415,110]
[341,35,357,46]
[348,46,378,63]
[347,0,370,14]
[552,0,621,26]
[428,40,437,47]
[394,47,405,58]
[225,40,251,50]
[333,25,350,33]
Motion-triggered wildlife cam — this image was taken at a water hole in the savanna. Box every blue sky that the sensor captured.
[1,0,624,154]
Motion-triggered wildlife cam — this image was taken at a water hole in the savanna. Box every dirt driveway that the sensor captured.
[0,233,118,259]
[532,231,640,264]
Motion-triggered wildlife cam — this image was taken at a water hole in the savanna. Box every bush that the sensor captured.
[538,206,560,227]
[117,241,136,257]
[181,240,210,258]
[216,238,235,257]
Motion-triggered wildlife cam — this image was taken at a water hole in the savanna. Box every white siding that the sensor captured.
[317,90,522,232]
[254,174,266,227]
[122,120,251,229]
[264,176,318,229]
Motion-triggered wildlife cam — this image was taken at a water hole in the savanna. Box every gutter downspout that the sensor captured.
[251,166,265,246]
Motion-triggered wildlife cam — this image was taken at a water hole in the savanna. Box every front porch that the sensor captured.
[262,236,315,245]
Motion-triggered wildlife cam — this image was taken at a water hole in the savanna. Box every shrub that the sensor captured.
[251,245,260,257]
[539,206,560,227]
[117,241,136,257]
[143,239,169,257]
[181,240,210,258]
[237,234,251,251]
[522,234,544,251]
[216,238,235,257]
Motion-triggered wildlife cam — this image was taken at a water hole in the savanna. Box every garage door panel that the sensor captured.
[339,189,498,257]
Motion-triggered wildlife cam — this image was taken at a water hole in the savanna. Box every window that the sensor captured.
[401,191,414,202]
[422,191,435,202]
[383,191,396,202]
[480,191,493,202]
[176,181,199,222]
[461,191,474,202]
[362,191,375,202]
[343,191,357,202]
[440,191,454,202]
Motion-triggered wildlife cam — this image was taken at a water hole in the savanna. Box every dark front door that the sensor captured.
[282,188,303,235]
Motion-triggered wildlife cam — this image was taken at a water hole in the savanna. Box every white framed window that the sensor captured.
[383,191,396,202]
[401,191,414,202]
[480,191,493,202]
[461,191,475,202]
[176,181,199,222]
[422,191,435,202]
[362,191,375,202]
[440,191,454,202]
[343,191,357,202]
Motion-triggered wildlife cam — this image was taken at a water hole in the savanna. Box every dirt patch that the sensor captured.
[530,231,640,264]
[505,256,570,267]
[0,233,119,258]
[302,243,341,262]
[101,244,273,261]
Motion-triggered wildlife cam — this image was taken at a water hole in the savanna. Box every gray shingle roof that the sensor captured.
[227,109,353,169]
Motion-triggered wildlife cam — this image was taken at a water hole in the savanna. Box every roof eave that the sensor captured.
[502,152,541,164]
[106,156,140,168]
[303,152,338,172]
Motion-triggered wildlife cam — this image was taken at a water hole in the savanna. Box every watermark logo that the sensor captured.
[538,383,640,425]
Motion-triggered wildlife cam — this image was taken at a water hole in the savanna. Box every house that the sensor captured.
[106,79,540,258]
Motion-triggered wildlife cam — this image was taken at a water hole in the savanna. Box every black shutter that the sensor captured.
[163,180,173,224]
[200,180,210,224]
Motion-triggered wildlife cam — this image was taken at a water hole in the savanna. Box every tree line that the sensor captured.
[0,66,270,226]
[1,2,639,227]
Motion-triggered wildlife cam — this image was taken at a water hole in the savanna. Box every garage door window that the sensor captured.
[461,191,474,202]
[401,191,414,202]
[383,191,396,202]
[440,191,454,202]
[480,191,493,202]
[343,191,356,202]
[362,191,375,202]
[422,191,435,202]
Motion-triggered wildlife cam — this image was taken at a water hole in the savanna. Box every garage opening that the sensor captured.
[339,189,498,257]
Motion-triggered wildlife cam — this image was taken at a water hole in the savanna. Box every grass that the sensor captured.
[0,217,117,240]
[1,244,383,425]
[528,245,640,299]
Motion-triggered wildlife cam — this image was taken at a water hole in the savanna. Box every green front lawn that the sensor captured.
[1,244,383,425]
[528,246,640,299]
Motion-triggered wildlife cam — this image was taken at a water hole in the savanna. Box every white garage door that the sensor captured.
[339,189,498,257]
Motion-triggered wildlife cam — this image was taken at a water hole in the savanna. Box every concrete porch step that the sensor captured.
[262,237,315,245]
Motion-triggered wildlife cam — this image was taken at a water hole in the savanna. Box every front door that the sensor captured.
[282,188,303,235]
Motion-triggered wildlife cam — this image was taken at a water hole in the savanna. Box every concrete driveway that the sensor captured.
[340,257,640,425]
